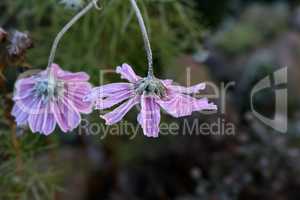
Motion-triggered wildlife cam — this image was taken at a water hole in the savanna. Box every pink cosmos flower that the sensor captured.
[11,64,93,135]
[85,64,217,138]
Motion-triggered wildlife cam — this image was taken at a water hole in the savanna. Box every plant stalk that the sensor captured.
[47,0,100,70]
[129,0,154,78]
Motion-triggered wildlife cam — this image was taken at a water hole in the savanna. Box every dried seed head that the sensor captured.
[7,31,33,57]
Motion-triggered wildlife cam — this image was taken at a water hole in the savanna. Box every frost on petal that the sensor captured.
[65,81,93,114]
[13,96,47,128]
[100,96,139,125]
[191,97,217,111]
[138,94,161,138]
[95,90,134,110]
[28,102,56,135]
[51,63,89,81]
[167,83,206,94]
[116,63,141,83]
[61,71,89,81]
[84,83,133,102]
[15,96,43,115]
[161,79,173,86]
[13,77,35,100]
[157,93,216,118]
[11,104,29,126]
[12,94,39,126]
[42,110,56,135]
[52,98,81,132]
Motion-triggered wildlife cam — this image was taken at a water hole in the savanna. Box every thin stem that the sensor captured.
[129,0,154,78]
[11,123,22,174]
[47,0,100,69]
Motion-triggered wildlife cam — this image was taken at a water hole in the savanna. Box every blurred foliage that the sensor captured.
[210,3,289,55]
[0,124,63,200]
[0,0,202,83]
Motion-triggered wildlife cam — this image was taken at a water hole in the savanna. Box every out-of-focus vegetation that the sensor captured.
[0,0,202,82]
[211,3,289,55]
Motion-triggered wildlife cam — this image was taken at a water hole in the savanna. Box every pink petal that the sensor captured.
[60,71,90,82]
[65,82,93,114]
[167,83,206,94]
[11,104,29,125]
[14,96,43,115]
[52,98,81,132]
[157,93,217,118]
[51,63,89,81]
[139,94,161,137]
[13,96,47,127]
[84,83,133,102]
[13,77,35,100]
[42,109,56,135]
[95,90,134,110]
[161,79,173,86]
[191,97,217,111]
[28,101,56,135]
[100,96,140,125]
[116,63,141,83]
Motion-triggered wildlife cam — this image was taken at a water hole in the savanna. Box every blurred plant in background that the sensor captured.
[210,3,289,55]
[0,0,202,82]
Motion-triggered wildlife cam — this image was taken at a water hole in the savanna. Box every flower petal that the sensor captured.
[191,97,217,111]
[42,109,56,135]
[157,93,217,118]
[51,63,90,81]
[161,79,173,86]
[139,94,161,137]
[14,95,42,116]
[28,101,56,135]
[167,83,206,94]
[13,77,35,100]
[28,99,44,132]
[95,90,134,110]
[11,104,29,125]
[100,96,139,125]
[84,83,133,102]
[52,98,81,132]
[65,81,93,113]
[116,63,141,83]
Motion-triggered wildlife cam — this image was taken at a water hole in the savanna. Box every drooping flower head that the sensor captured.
[85,64,217,138]
[12,64,93,135]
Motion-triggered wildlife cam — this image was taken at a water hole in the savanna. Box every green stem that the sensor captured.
[47,0,100,69]
[129,0,154,78]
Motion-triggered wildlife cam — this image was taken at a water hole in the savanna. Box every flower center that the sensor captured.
[34,77,64,102]
[135,77,166,97]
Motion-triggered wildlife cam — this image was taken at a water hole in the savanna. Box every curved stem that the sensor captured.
[47,0,100,69]
[129,0,154,78]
